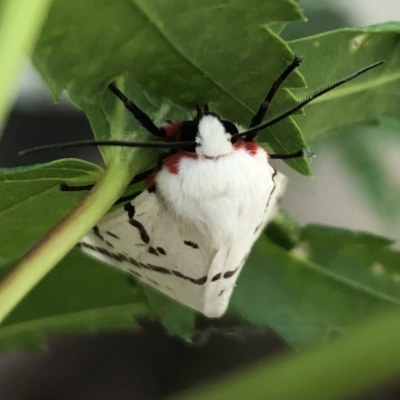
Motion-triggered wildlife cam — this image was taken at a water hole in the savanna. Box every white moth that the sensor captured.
[80,115,288,318]
[40,57,380,318]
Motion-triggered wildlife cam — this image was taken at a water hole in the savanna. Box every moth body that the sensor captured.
[81,114,286,317]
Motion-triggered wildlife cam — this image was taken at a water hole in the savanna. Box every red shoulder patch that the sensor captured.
[233,140,259,156]
[163,151,197,174]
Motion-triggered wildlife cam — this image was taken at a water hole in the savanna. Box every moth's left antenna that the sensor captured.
[19,139,197,155]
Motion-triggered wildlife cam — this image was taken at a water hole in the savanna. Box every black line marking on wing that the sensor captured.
[147,263,172,275]
[218,289,225,296]
[128,214,151,244]
[193,276,207,285]
[265,168,277,212]
[223,267,239,279]
[106,231,120,239]
[211,273,221,282]
[80,242,207,285]
[171,269,207,285]
[124,201,166,256]
[124,202,135,219]
[184,240,199,249]
[93,226,114,247]
[148,278,160,286]
[254,168,278,234]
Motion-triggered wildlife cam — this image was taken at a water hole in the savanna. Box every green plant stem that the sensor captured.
[0,0,52,132]
[0,162,131,323]
[176,308,400,400]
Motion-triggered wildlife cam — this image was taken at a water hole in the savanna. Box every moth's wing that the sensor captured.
[264,170,288,223]
[80,190,217,315]
[202,170,288,317]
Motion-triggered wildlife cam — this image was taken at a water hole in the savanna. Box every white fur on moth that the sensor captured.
[80,114,287,318]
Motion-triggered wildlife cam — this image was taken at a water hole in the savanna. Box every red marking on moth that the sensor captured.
[163,151,197,174]
[145,171,157,189]
[233,140,259,156]
[162,122,182,141]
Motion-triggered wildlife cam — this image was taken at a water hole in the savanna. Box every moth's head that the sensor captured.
[178,105,239,158]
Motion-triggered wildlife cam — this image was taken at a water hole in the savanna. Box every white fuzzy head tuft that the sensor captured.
[195,115,233,158]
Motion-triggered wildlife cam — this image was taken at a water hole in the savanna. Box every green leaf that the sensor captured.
[33,0,305,101]
[333,126,400,223]
[142,287,195,340]
[0,159,103,261]
[229,231,398,347]
[380,115,400,133]
[0,250,148,351]
[289,23,400,141]
[32,0,310,174]
[301,225,400,303]
[265,211,301,250]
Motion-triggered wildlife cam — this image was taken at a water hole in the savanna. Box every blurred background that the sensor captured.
[0,1,399,399]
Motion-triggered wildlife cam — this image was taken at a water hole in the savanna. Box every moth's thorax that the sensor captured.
[195,115,233,158]
[156,145,275,248]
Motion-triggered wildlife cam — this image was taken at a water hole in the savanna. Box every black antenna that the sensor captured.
[233,60,384,140]
[247,55,303,141]
[20,61,383,158]
[108,83,164,137]
[19,139,197,156]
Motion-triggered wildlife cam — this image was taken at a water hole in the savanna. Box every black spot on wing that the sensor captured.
[147,246,167,256]
[184,240,199,249]
[93,226,114,247]
[148,246,159,256]
[157,247,167,255]
[128,257,141,267]
[211,273,221,282]
[106,231,120,239]
[223,267,239,279]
